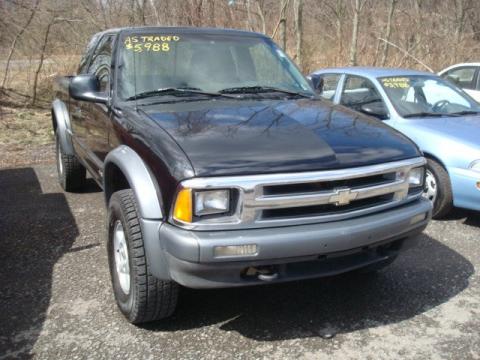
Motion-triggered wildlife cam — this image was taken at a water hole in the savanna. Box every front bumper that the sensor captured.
[450,167,480,211]
[145,198,431,288]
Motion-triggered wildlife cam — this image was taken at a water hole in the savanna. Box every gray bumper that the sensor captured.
[143,198,431,288]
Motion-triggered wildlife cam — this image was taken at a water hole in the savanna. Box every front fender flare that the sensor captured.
[52,99,74,155]
[104,145,163,220]
[104,146,171,280]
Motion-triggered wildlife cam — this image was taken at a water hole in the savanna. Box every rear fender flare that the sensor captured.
[52,99,74,155]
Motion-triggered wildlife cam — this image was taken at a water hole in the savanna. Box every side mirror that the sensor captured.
[309,75,324,93]
[69,74,108,103]
[360,102,388,119]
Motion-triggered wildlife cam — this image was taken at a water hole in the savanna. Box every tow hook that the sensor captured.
[243,266,279,281]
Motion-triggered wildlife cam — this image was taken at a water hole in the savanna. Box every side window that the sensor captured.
[97,67,110,92]
[87,35,114,93]
[317,74,341,100]
[443,67,476,90]
[340,75,383,110]
[88,35,114,77]
[77,34,101,74]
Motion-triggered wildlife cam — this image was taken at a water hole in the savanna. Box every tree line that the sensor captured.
[1,0,479,107]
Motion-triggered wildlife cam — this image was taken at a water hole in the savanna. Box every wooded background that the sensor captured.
[1,0,480,107]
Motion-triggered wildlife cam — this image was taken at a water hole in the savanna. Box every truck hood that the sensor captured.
[142,98,420,176]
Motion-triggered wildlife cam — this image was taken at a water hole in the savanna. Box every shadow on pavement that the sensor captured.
[443,208,480,228]
[0,167,78,358]
[145,233,473,341]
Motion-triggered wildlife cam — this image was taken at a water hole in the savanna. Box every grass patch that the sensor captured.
[0,107,53,149]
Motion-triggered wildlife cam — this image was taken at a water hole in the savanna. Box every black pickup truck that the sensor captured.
[52,27,431,324]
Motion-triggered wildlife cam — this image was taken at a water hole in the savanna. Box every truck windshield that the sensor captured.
[378,75,480,117]
[117,32,314,100]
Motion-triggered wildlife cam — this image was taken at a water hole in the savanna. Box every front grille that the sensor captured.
[262,193,394,219]
[174,157,426,230]
[263,172,396,196]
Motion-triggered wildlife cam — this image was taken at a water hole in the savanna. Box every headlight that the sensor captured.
[408,167,425,187]
[194,189,230,216]
[470,160,480,172]
[172,188,230,223]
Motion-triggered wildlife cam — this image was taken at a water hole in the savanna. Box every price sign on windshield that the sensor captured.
[381,77,410,89]
[124,35,180,53]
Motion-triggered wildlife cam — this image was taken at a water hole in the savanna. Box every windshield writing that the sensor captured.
[118,33,313,100]
[379,75,480,117]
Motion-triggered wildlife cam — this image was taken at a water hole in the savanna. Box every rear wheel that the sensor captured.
[56,131,86,192]
[107,189,179,324]
[423,158,453,218]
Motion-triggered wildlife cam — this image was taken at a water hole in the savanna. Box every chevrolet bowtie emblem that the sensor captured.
[329,188,358,206]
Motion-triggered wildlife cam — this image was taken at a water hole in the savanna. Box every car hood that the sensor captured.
[400,115,480,147]
[141,98,420,176]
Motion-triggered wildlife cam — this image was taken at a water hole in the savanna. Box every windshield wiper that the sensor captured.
[450,110,480,116]
[219,85,312,98]
[403,112,452,118]
[126,87,234,101]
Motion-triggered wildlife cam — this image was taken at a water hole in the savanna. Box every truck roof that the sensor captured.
[94,26,268,39]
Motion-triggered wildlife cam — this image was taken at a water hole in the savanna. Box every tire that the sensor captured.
[107,189,179,324]
[357,255,398,274]
[56,131,86,192]
[423,158,453,219]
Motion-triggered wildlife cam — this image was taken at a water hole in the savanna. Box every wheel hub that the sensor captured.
[113,221,130,294]
[423,169,437,204]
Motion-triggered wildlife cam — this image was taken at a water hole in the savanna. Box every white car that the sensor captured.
[439,63,480,102]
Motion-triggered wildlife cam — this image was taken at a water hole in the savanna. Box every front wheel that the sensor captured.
[107,189,179,324]
[423,158,453,218]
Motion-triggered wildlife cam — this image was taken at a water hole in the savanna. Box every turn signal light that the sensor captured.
[173,188,192,223]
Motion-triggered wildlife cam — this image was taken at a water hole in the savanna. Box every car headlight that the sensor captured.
[470,160,480,173]
[408,167,425,187]
[173,188,230,223]
[194,189,230,216]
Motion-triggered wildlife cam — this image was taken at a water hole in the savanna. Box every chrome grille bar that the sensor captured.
[254,179,408,209]
[173,157,426,230]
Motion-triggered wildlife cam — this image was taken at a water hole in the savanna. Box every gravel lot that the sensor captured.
[1,163,479,359]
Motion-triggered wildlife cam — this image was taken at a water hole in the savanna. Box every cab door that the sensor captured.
[73,34,115,181]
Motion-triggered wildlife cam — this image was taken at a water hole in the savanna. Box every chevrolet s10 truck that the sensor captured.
[52,27,432,324]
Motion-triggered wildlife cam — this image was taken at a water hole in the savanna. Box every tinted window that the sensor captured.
[317,74,341,100]
[88,35,114,75]
[443,67,476,90]
[117,33,313,100]
[97,68,110,92]
[340,75,383,111]
[77,34,101,74]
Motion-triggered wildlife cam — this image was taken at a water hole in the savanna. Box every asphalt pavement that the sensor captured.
[1,164,479,359]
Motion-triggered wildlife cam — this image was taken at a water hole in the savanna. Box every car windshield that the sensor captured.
[378,75,480,117]
[117,32,314,100]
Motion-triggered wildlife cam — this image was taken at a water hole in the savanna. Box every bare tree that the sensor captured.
[32,15,54,105]
[380,0,397,66]
[294,0,303,68]
[349,0,367,66]
[1,0,41,90]
[272,0,290,50]
[256,1,266,34]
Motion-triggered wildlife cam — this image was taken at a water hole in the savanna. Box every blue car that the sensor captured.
[309,67,480,218]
